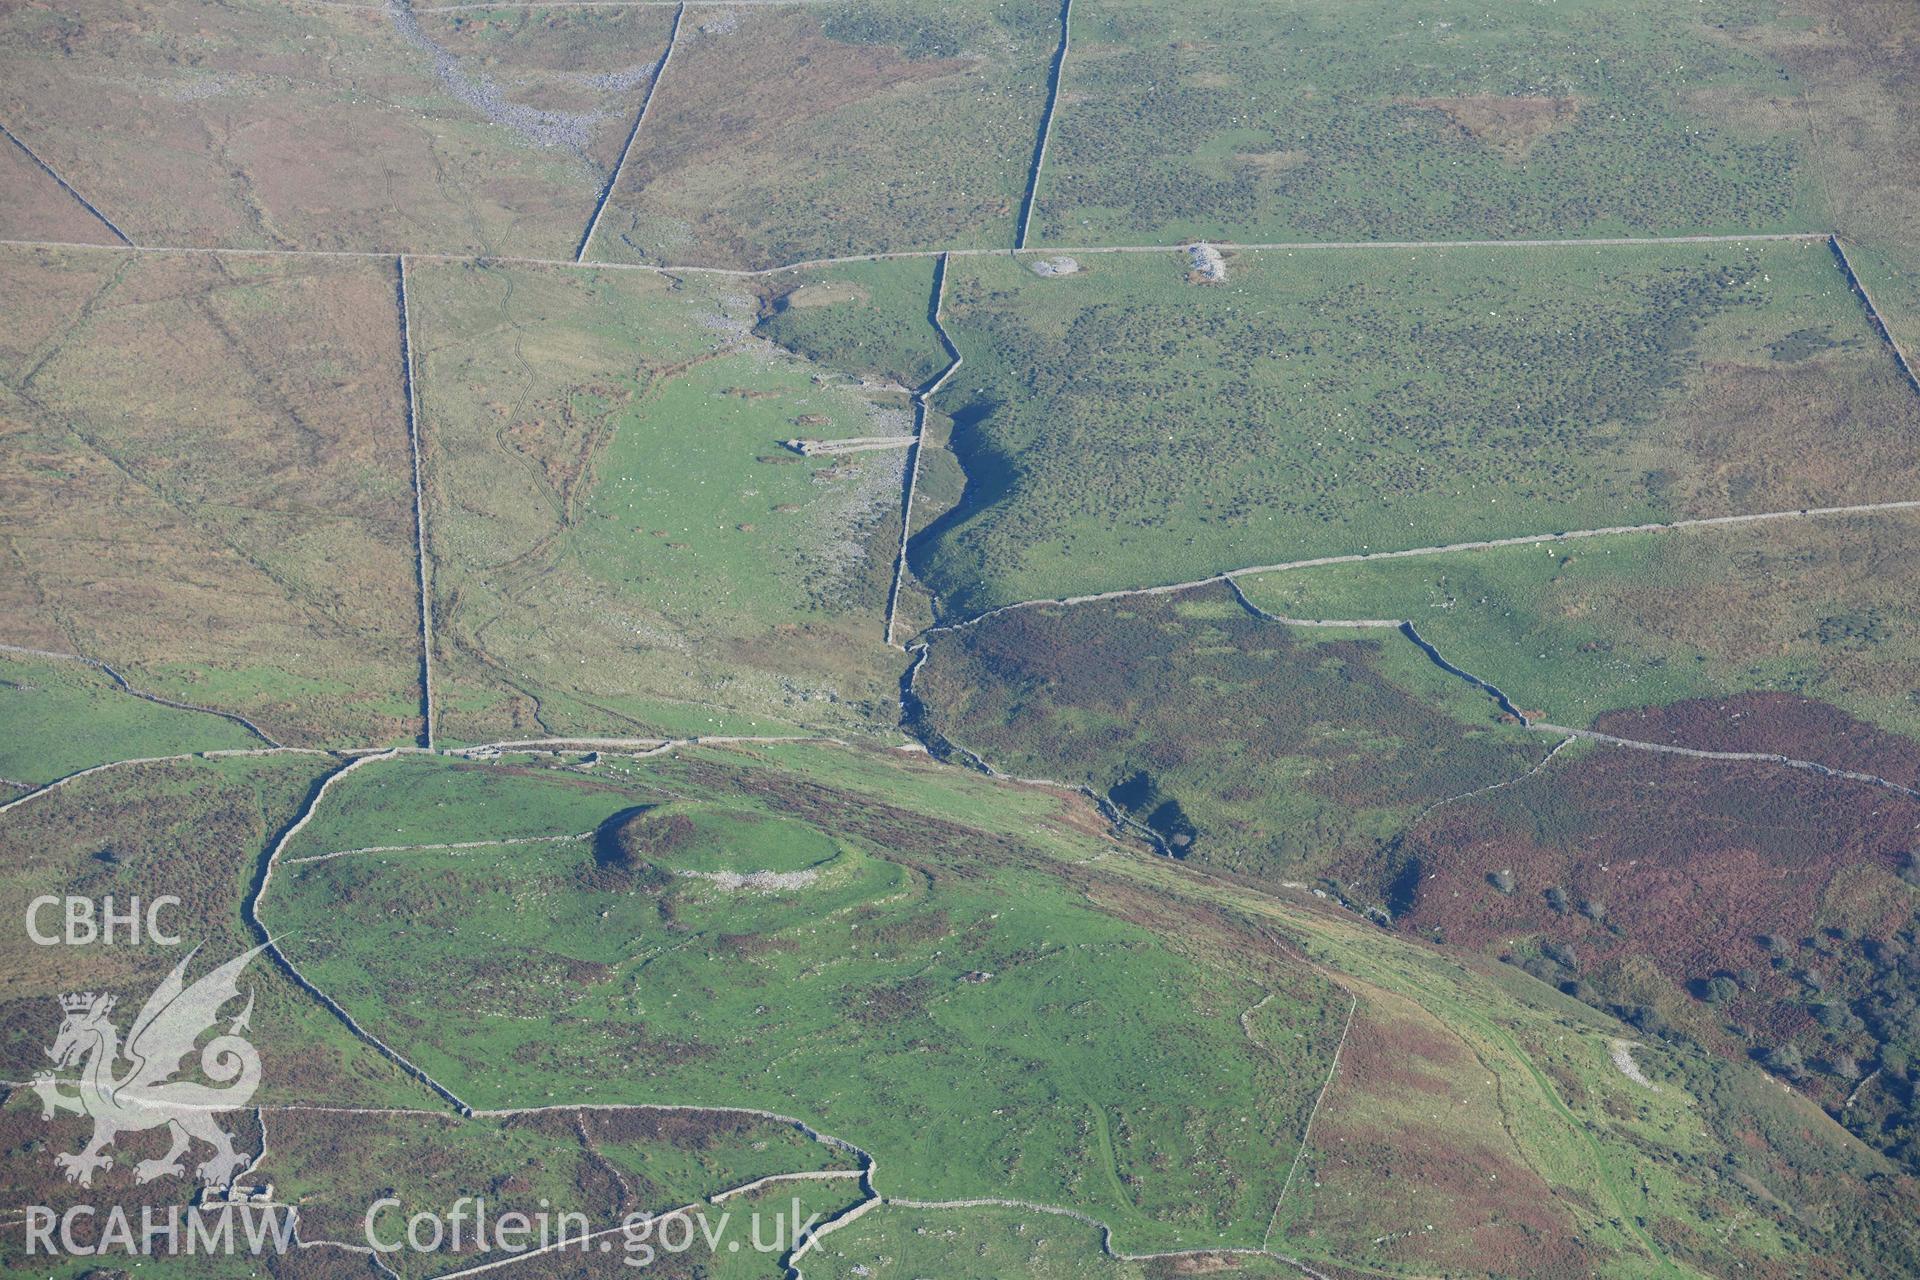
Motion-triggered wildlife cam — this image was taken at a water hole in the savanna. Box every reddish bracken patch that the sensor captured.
[1362,739,1920,1103]
[1334,1003,1470,1099]
[1400,94,1580,160]
[1593,692,1920,789]
[1298,1009,1601,1277]
[1384,748,1915,957]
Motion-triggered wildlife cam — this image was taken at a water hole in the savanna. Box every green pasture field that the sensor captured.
[912,585,1540,879]
[248,742,1920,1273]
[588,0,1057,268]
[0,653,262,784]
[1031,0,1823,247]
[263,748,1352,1254]
[1241,511,1920,742]
[914,239,1920,616]
[408,260,908,745]
[280,754,671,857]
[0,0,675,256]
[755,257,951,389]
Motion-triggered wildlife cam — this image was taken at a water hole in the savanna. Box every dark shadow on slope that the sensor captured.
[905,397,1019,620]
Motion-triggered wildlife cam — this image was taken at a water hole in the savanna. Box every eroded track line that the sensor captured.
[575,1,685,262]
[0,121,133,247]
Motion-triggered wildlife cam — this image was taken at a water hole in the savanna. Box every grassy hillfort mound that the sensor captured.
[265,747,1353,1253]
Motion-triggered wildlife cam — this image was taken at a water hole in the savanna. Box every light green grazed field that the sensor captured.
[410,261,908,744]
[0,653,262,784]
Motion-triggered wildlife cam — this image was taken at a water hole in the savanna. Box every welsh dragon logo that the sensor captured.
[31,945,265,1188]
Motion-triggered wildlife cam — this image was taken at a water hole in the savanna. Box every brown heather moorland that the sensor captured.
[0,248,422,745]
